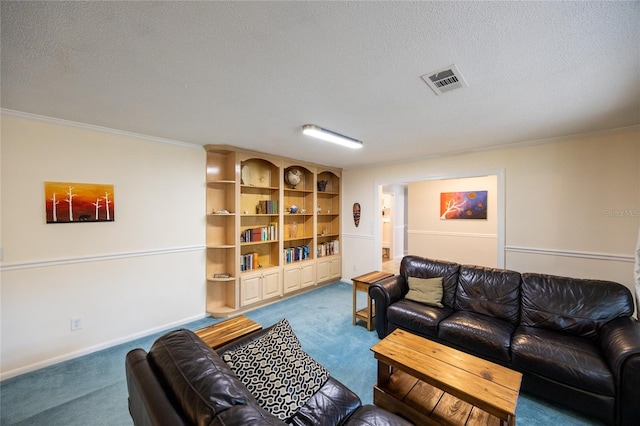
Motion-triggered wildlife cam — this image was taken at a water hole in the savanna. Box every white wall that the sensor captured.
[342,126,640,316]
[0,113,206,379]
[408,175,498,267]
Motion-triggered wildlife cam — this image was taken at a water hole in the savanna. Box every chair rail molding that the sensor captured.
[0,245,206,271]
[504,245,634,263]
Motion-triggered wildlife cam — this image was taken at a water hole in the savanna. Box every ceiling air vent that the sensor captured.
[421,64,468,95]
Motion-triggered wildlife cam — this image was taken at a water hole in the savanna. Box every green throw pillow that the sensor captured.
[406,276,444,308]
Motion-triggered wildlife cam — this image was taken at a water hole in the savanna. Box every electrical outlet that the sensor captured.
[70,317,82,331]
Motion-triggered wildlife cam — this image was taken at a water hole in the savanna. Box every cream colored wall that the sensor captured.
[342,127,639,316]
[408,175,498,266]
[0,113,206,378]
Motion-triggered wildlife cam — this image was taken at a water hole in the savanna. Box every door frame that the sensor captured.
[374,168,505,270]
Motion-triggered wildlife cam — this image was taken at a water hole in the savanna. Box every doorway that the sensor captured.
[381,192,393,262]
[376,170,504,271]
[380,184,408,274]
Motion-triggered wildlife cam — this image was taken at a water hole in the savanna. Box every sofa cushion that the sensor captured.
[455,265,521,325]
[520,273,634,338]
[511,326,615,396]
[222,319,330,421]
[387,299,454,338]
[289,377,362,426]
[438,311,515,364]
[210,404,286,426]
[148,329,253,426]
[406,276,444,307]
[400,256,460,308]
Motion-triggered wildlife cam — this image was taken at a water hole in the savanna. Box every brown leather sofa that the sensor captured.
[369,255,640,426]
[125,324,411,426]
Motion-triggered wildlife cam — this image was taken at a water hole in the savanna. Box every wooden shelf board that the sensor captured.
[375,371,503,426]
[356,306,375,320]
[207,305,236,316]
[241,240,278,246]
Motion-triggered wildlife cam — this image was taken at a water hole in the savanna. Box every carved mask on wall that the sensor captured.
[353,202,361,227]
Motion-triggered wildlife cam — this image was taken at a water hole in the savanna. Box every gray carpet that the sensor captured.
[0,281,602,425]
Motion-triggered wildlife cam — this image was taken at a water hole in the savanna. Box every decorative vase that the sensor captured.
[289,221,298,238]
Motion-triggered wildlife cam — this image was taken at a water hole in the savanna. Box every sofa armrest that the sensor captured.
[369,275,405,339]
[598,317,640,426]
[125,349,188,426]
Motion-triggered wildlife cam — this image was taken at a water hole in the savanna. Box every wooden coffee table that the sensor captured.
[194,315,261,349]
[352,271,394,331]
[371,329,522,426]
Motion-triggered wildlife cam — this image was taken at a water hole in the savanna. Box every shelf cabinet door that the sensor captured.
[300,262,316,288]
[262,269,281,300]
[283,262,315,293]
[240,272,262,307]
[283,266,301,293]
[317,258,330,283]
[329,257,341,279]
[317,256,341,283]
[240,268,281,307]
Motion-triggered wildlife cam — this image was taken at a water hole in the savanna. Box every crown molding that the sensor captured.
[1,108,204,150]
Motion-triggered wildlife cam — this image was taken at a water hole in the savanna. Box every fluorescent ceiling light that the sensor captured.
[302,124,363,149]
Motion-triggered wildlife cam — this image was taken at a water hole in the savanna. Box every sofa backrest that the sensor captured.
[400,255,460,308]
[521,273,634,338]
[148,328,279,426]
[455,265,521,324]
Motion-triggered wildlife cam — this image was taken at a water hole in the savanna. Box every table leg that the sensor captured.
[503,414,515,426]
[377,360,392,388]
[366,291,373,331]
[352,281,357,325]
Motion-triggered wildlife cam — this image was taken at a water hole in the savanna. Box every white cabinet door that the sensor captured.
[283,265,301,293]
[262,269,281,300]
[329,257,341,279]
[285,262,316,293]
[240,272,262,307]
[316,258,330,283]
[300,262,316,288]
[317,256,341,283]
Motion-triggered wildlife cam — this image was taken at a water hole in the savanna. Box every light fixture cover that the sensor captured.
[302,125,363,149]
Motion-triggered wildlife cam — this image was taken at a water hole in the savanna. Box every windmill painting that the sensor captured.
[45,182,115,223]
[440,190,487,220]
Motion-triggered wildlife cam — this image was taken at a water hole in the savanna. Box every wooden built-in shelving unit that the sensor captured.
[205,145,342,317]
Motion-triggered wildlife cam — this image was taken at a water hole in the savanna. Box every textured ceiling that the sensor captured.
[2,1,639,169]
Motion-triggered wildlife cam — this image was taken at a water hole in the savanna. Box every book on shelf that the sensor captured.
[256,200,278,214]
[283,245,310,263]
[241,223,278,243]
[240,252,260,271]
[317,240,340,257]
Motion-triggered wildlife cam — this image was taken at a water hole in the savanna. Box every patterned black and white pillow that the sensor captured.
[222,319,330,421]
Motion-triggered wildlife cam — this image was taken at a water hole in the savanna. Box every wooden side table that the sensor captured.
[352,271,394,331]
[194,315,262,349]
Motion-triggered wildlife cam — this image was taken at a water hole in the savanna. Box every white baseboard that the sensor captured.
[0,313,207,381]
